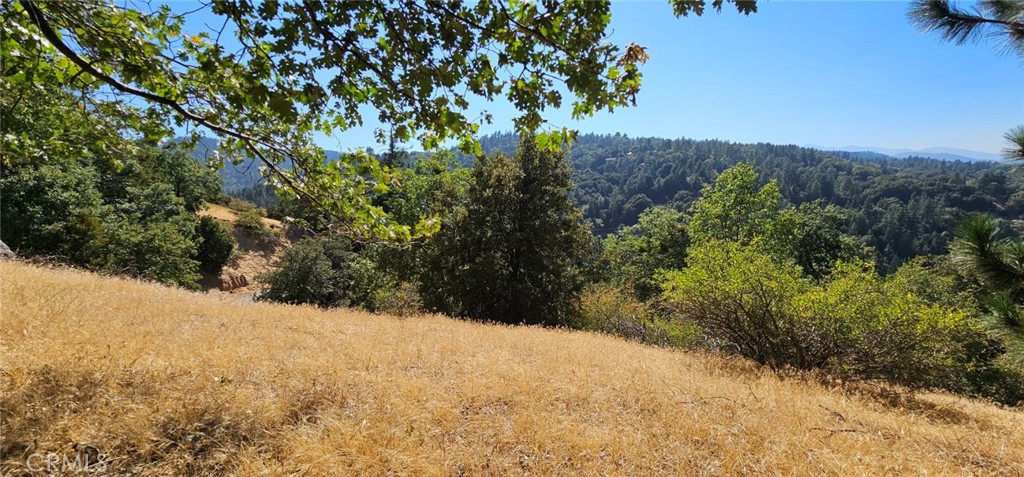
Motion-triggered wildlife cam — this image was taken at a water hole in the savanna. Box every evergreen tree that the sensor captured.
[954,214,1024,293]
[909,0,1024,164]
[951,213,1024,370]
[421,137,593,326]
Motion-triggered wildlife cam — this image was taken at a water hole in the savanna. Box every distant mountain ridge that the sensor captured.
[186,135,1004,194]
[184,137,342,192]
[806,144,1001,162]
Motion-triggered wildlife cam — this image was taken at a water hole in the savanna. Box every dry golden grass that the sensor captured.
[199,203,284,230]
[2,261,1023,476]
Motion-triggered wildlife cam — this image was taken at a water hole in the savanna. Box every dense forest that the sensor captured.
[462,132,1024,272]
[230,131,1023,273]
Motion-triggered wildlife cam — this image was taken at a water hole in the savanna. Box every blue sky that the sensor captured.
[562,0,1023,154]
[569,0,1023,154]
[173,1,1023,154]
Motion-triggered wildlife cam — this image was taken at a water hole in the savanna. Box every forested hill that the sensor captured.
[213,131,1020,271]
[186,137,341,192]
[468,132,1023,271]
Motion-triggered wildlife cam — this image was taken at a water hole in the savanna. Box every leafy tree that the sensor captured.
[619,193,655,226]
[0,162,106,263]
[602,206,689,300]
[147,147,222,213]
[421,137,593,326]
[259,235,382,309]
[371,152,472,283]
[684,162,867,276]
[1,80,215,287]
[771,202,868,280]
[3,0,756,241]
[383,152,471,234]
[195,216,235,275]
[95,184,202,288]
[688,162,782,246]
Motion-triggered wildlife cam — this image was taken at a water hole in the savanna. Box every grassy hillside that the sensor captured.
[2,261,1023,475]
[198,203,285,231]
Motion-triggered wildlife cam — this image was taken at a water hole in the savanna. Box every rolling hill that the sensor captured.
[2,261,1022,475]
[806,144,1002,162]
[187,137,344,193]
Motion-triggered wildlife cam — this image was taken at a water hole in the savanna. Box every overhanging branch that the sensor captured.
[21,0,332,211]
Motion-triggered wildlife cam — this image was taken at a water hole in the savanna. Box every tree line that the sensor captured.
[255,138,1023,405]
[467,131,1023,272]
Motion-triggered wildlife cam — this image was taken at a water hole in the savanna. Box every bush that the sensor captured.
[661,242,992,391]
[213,194,260,213]
[888,256,981,311]
[576,285,696,348]
[195,216,235,274]
[234,209,271,238]
[371,282,423,317]
[95,185,202,288]
[258,235,381,309]
[99,218,201,289]
[0,163,106,263]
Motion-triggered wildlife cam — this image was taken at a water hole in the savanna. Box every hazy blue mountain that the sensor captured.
[806,144,1001,162]
[184,137,342,192]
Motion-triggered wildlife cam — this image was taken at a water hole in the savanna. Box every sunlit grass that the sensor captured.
[2,261,1022,475]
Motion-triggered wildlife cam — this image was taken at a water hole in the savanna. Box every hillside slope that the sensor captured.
[2,261,1023,475]
[197,203,289,295]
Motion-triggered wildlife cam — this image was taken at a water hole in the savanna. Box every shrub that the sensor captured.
[99,218,201,289]
[213,194,260,213]
[234,209,271,238]
[371,282,423,317]
[888,256,981,311]
[258,235,380,309]
[195,216,235,274]
[95,185,202,288]
[661,242,992,391]
[577,285,696,348]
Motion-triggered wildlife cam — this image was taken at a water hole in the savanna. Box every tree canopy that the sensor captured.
[420,137,594,326]
[908,0,1024,54]
[3,0,757,241]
